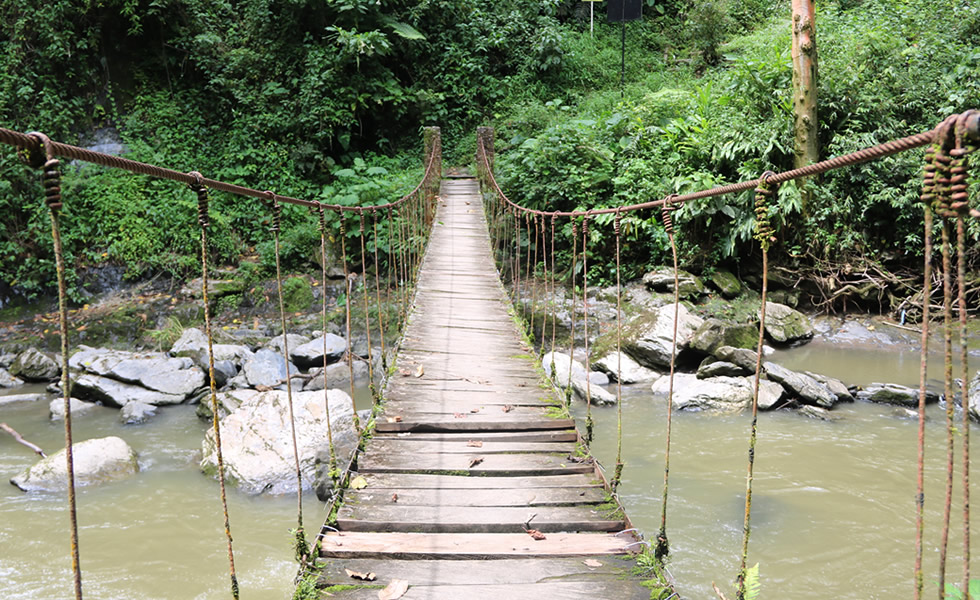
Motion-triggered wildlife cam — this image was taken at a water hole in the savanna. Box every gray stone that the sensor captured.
[762,302,814,344]
[119,401,157,425]
[180,277,244,299]
[226,373,250,390]
[303,361,370,392]
[652,373,752,412]
[11,436,138,492]
[856,383,939,407]
[0,393,45,406]
[709,269,742,298]
[764,362,838,408]
[170,329,253,366]
[542,352,589,388]
[806,372,853,402]
[9,348,60,381]
[210,360,238,388]
[266,333,312,356]
[242,348,299,388]
[70,347,206,399]
[201,389,358,495]
[622,303,704,369]
[588,370,610,386]
[689,319,759,355]
[593,352,660,383]
[769,289,800,308]
[290,334,347,369]
[970,372,980,422]
[49,397,100,420]
[570,379,616,405]
[799,405,839,421]
[70,373,185,408]
[0,367,24,388]
[713,346,760,372]
[196,389,259,421]
[697,361,746,379]
[642,267,706,299]
[757,379,786,410]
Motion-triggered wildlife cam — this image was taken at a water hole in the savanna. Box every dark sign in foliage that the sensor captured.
[607,0,642,22]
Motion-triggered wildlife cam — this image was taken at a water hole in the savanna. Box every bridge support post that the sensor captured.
[477,126,495,175]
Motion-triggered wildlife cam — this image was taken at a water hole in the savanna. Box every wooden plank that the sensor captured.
[382,390,553,406]
[319,532,635,559]
[344,487,605,507]
[357,452,591,475]
[375,418,575,433]
[354,473,599,490]
[319,580,649,600]
[316,556,636,587]
[377,430,579,443]
[336,505,622,534]
[364,439,576,455]
[380,403,554,418]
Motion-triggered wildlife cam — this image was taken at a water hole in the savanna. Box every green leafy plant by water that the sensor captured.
[945,579,980,600]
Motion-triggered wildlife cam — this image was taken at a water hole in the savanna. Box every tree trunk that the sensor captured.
[791,0,818,202]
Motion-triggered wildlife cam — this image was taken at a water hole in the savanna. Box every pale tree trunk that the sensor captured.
[791,0,818,203]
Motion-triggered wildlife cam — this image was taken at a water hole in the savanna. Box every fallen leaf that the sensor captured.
[391,493,398,503]
[466,440,483,448]
[349,475,368,490]
[468,456,484,468]
[469,407,480,413]
[345,568,377,581]
[583,559,603,568]
[453,412,465,419]
[399,369,411,377]
[378,579,409,600]
[386,416,403,423]
[414,365,424,378]
[526,529,546,540]
[501,405,513,413]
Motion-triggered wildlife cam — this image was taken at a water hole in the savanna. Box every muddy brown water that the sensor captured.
[1,341,977,599]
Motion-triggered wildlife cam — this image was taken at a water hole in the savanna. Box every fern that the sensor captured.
[744,563,761,600]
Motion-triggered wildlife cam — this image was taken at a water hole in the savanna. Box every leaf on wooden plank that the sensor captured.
[469,407,480,413]
[345,568,377,581]
[453,412,465,419]
[466,440,483,447]
[468,456,484,468]
[378,579,409,600]
[501,404,514,413]
[414,365,424,378]
[583,559,603,568]
[391,493,398,503]
[386,415,403,423]
[525,529,546,540]
[349,475,368,490]
[399,369,411,377]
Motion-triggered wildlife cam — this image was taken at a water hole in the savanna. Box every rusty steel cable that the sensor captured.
[189,173,239,600]
[29,132,84,600]
[566,220,580,406]
[612,211,625,493]
[314,205,338,477]
[530,214,541,342]
[581,215,594,445]
[372,209,388,372]
[549,215,559,374]
[357,211,378,404]
[736,173,777,600]
[338,214,361,434]
[656,195,681,562]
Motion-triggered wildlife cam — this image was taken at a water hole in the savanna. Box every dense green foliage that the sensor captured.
[1,0,978,302]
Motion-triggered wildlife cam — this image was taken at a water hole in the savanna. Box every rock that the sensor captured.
[170,329,253,366]
[593,352,660,383]
[708,269,742,298]
[622,303,704,369]
[119,401,157,425]
[806,372,853,402]
[201,389,358,495]
[542,352,589,388]
[69,347,206,399]
[570,379,616,405]
[763,362,838,408]
[757,379,786,410]
[226,373,250,390]
[242,348,300,388]
[762,302,814,344]
[49,397,100,420]
[0,367,24,388]
[856,383,939,407]
[10,436,139,492]
[799,405,839,421]
[970,372,980,422]
[266,333,312,356]
[70,373,185,408]
[9,348,60,381]
[642,267,706,299]
[713,346,760,372]
[697,361,746,379]
[210,360,238,388]
[196,389,259,421]
[769,289,800,308]
[588,371,610,386]
[304,361,370,392]
[689,319,759,355]
[180,277,244,299]
[652,373,752,412]
[290,334,347,369]
[0,393,45,406]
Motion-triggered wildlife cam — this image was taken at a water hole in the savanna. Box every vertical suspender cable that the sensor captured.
[657,195,680,561]
[566,220,579,406]
[188,172,238,599]
[612,210,625,492]
[372,209,388,372]
[339,213,362,433]
[30,132,84,600]
[357,210,377,403]
[581,215,594,444]
[549,215,559,376]
[315,205,337,478]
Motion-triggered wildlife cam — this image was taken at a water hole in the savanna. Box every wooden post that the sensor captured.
[791,0,819,205]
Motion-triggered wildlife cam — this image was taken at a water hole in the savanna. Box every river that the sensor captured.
[1,336,977,598]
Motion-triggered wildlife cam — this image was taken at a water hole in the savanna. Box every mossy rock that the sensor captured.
[708,269,742,299]
[689,318,759,355]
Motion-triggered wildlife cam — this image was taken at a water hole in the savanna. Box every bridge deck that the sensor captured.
[318,179,647,599]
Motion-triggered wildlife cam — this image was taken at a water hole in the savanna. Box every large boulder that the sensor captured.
[70,347,206,399]
[201,389,358,495]
[70,373,185,407]
[713,346,760,372]
[652,373,751,412]
[119,401,158,425]
[696,360,746,379]
[856,383,939,407]
[10,436,139,492]
[708,269,742,299]
[570,378,616,405]
[0,367,24,388]
[622,303,704,369]
[593,352,660,383]
[242,348,300,388]
[303,361,370,392]
[762,302,814,344]
[0,393,45,406]
[763,362,838,408]
[969,371,980,422]
[541,352,606,387]
[642,267,706,299]
[806,372,853,402]
[170,329,253,367]
[9,348,60,381]
[689,319,759,355]
[49,397,100,420]
[266,333,312,356]
[195,389,259,421]
[290,334,347,369]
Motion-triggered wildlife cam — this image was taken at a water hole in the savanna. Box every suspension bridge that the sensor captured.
[0,109,978,600]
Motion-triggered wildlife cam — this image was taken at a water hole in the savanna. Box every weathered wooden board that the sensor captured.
[364,439,575,455]
[319,532,635,559]
[382,389,554,406]
[379,402,554,418]
[319,580,650,600]
[344,487,605,507]
[378,430,579,443]
[336,505,622,533]
[353,472,600,491]
[357,452,591,475]
[374,418,575,434]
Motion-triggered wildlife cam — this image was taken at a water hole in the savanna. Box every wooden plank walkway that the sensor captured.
[317,178,647,599]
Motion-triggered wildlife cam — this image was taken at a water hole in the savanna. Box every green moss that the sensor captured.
[283,276,315,313]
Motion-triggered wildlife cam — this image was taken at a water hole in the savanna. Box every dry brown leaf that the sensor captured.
[385,416,403,423]
[466,440,483,448]
[501,405,513,413]
[414,364,424,378]
[526,529,546,540]
[469,407,480,413]
[391,493,398,503]
[378,579,409,600]
[583,559,603,568]
[468,456,484,468]
[399,369,411,377]
[345,568,377,581]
